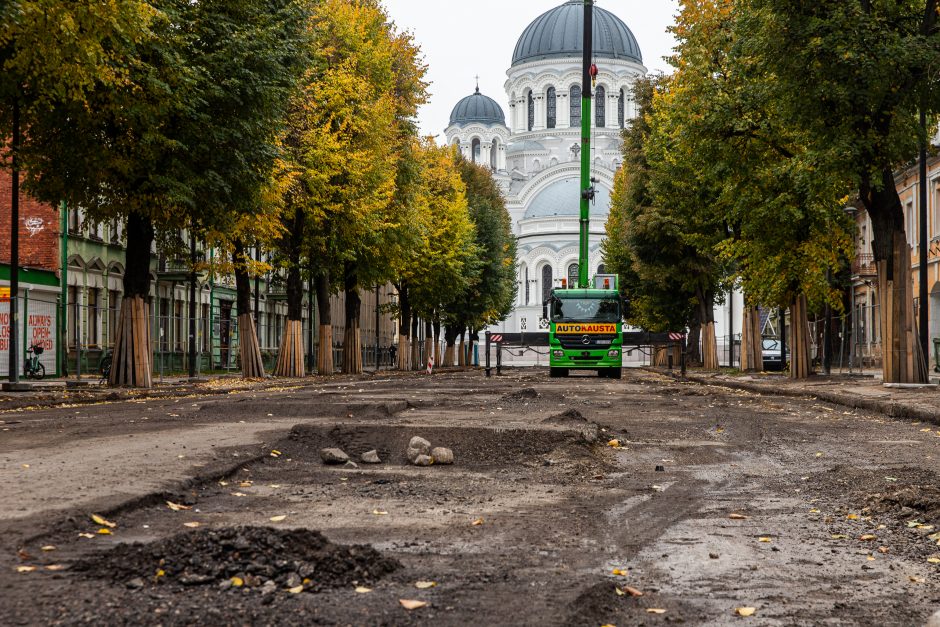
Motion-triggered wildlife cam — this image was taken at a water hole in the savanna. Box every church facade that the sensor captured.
[445,1,643,334]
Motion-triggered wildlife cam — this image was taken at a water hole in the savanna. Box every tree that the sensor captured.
[734,0,940,382]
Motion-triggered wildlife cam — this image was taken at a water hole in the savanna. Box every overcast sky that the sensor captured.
[380,0,679,139]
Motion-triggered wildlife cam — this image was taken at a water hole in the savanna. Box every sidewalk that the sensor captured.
[662,368,940,427]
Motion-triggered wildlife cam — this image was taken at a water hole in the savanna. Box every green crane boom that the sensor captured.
[578,0,594,289]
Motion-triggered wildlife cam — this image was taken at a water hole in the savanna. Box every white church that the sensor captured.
[445,1,742,356]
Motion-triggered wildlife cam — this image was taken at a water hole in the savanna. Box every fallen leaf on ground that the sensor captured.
[270,450,282,457]
[607,439,621,448]
[615,587,625,596]
[927,558,940,564]
[809,509,820,514]
[45,565,65,571]
[287,585,303,594]
[269,515,287,522]
[372,510,389,516]
[928,532,940,541]
[91,514,116,528]
[622,586,644,597]
[231,576,244,587]
[21,464,29,469]
[16,566,36,573]
[414,581,437,589]
[97,528,112,535]
[269,484,282,489]
[78,533,95,539]
[399,600,428,610]
[612,568,628,576]
[647,608,667,614]
[907,520,923,528]
[238,481,253,488]
[218,481,229,486]
[355,586,372,593]
[831,534,848,540]
[758,537,772,543]
[859,535,877,541]
[736,607,757,617]
[846,514,859,520]
[40,545,56,552]
[183,522,201,528]
[878,546,889,554]
[729,513,749,520]
[166,501,191,511]
[231,492,247,497]
[471,518,484,526]
[909,576,926,583]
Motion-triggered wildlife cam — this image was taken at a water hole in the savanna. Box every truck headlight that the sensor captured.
[553,350,564,358]
[608,349,620,357]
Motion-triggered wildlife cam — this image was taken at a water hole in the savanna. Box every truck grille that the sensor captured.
[557,334,617,350]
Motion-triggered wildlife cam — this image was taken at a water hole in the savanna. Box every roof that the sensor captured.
[449,87,507,127]
[522,176,612,219]
[512,1,643,67]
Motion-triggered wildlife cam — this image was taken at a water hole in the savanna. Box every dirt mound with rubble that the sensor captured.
[542,408,588,424]
[74,526,399,592]
[868,484,940,523]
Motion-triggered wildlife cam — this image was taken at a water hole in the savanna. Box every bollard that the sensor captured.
[668,354,673,370]
[681,336,687,376]
[485,331,491,377]
[496,341,502,375]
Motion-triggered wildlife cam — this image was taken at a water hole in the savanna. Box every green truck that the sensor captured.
[543,0,624,379]
[544,276,623,379]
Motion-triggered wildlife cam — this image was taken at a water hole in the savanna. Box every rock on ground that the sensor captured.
[320,448,349,464]
[360,450,381,464]
[927,609,940,627]
[431,447,454,465]
[407,436,431,463]
[412,454,433,467]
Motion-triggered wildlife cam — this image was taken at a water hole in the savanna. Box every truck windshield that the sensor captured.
[551,297,620,323]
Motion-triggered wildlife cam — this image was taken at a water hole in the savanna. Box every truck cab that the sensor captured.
[544,275,623,378]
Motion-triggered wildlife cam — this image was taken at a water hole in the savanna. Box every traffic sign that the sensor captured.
[668,332,686,341]
[490,334,503,343]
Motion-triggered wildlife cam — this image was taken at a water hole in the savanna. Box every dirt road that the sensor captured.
[0,369,938,625]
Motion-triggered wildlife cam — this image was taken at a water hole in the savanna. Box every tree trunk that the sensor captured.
[316,272,333,375]
[342,262,362,374]
[696,287,718,370]
[740,305,763,372]
[109,211,154,387]
[410,316,420,370]
[789,293,811,379]
[653,345,668,367]
[467,329,478,367]
[458,329,466,367]
[443,325,459,366]
[275,209,305,378]
[234,240,264,378]
[863,167,928,383]
[397,284,411,371]
[687,321,702,366]
[433,318,442,368]
[424,319,433,370]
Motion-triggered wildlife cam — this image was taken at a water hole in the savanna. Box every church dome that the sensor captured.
[523,176,611,219]
[512,1,642,67]
[449,87,506,127]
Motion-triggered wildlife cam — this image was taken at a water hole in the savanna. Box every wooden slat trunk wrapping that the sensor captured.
[397,336,410,371]
[457,340,466,367]
[701,321,718,370]
[238,313,265,379]
[443,345,455,368]
[317,325,333,375]
[342,326,362,374]
[653,346,667,367]
[109,296,153,388]
[877,238,928,383]
[424,338,434,369]
[789,294,811,379]
[410,337,421,371]
[275,320,304,377]
[434,338,441,368]
[740,306,763,372]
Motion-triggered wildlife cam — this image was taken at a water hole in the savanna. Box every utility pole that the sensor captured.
[919,107,929,371]
[8,96,20,384]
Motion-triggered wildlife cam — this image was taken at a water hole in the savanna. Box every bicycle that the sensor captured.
[23,345,45,380]
[99,349,113,381]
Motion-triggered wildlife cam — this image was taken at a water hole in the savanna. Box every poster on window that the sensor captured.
[0,292,58,377]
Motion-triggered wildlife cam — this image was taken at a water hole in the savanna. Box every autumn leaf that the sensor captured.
[471,517,484,526]
[612,569,628,577]
[735,607,757,617]
[231,576,244,587]
[16,566,36,573]
[270,450,282,457]
[91,514,116,528]
[859,535,877,541]
[607,439,622,448]
[183,522,201,528]
[355,586,372,593]
[231,492,248,497]
[372,509,389,516]
[45,564,65,571]
[647,608,667,614]
[40,545,56,552]
[414,581,436,589]
[78,533,95,539]
[909,576,926,583]
[287,585,304,594]
[758,537,772,543]
[927,558,940,564]
[269,515,287,522]
[166,501,191,511]
[97,528,112,535]
[728,513,748,520]
[846,514,859,521]
[622,586,644,597]
[400,599,428,610]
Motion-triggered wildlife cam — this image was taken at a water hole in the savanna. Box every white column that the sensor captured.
[607,92,618,129]
[533,93,546,131]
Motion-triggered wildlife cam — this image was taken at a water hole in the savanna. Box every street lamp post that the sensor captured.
[8,97,20,384]
[919,107,929,372]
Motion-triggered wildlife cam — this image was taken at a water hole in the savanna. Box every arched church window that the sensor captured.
[527,91,534,132]
[570,85,581,126]
[595,86,606,127]
[541,265,553,303]
[546,87,556,129]
[472,138,481,163]
[567,263,579,287]
[618,88,625,128]
[491,138,498,169]
[524,266,530,305]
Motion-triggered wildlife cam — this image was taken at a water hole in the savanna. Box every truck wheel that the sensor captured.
[607,368,622,380]
[550,367,569,378]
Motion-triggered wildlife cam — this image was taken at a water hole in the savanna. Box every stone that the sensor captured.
[285,573,302,588]
[430,447,454,465]
[361,450,381,464]
[125,577,145,590]
[260,580,277,596]
[320,448,349,464]
[412,454,433,467]
[406,436,431,463]
[927,610,940,627]
[343,460,359,469]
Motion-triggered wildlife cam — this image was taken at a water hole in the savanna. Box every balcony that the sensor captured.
[852,253,877,278]
[157,258,207,282]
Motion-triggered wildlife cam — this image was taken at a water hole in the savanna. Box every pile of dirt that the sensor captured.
[500,387,540,403]
[542,408,587,424]
[867,484,940,523]
[74,526,399,592]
